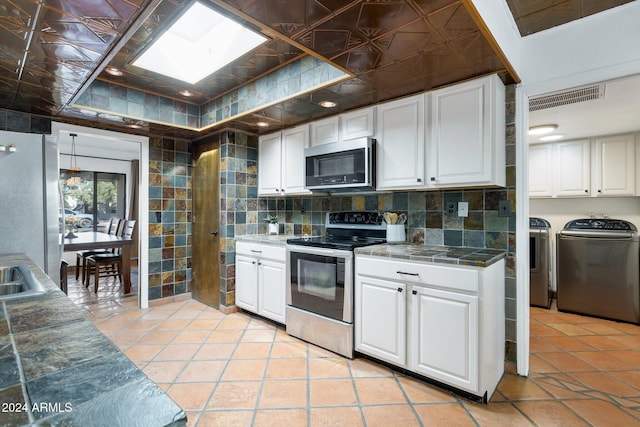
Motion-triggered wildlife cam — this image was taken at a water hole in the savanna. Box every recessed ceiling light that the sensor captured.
[105,66,124,76]
[124,118,145,129]
[133,2,267,84]
[539,134,564,142]
[528,124,558,135]
[179,89,194,97]
[319,100,337,108]
[256,121,269,127]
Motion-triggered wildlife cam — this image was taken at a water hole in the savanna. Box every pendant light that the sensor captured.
[66,133,81,186]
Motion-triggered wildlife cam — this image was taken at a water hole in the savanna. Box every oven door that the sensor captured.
[287,245,353,323]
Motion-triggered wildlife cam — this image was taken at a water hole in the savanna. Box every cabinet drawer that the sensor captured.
[356,256,479,293]
[236,242,286,261]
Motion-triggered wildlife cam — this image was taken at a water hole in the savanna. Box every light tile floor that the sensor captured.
[75,279,640,426]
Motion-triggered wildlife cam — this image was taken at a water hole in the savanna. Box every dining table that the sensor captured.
[61,232,134,294]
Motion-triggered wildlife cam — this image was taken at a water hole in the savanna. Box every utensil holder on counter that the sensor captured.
[386,224,406,242]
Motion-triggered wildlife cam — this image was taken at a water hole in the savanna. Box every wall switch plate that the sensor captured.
[458,202,469,217]
[446,202,456,215]
[498,200,511,217]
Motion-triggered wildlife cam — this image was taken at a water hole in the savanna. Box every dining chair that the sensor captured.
[85,219,136,292]
[75,218,123,283]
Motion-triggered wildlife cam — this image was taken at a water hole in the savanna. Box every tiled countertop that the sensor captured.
[0,254,186,426]
[235,234,309,246]
[354,244,506,267]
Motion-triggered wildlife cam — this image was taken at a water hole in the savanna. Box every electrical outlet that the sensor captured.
[458,202,469,217]
[446,202,456,215]
[498,200,511,217]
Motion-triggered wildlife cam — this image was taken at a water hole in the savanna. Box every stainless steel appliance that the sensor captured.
[304,138,376,191]
[530,217,551,308]
[557,218,639,323]
[0,131,61,282]
[286,212,386,358]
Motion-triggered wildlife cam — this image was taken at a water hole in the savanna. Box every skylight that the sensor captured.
[133,2,267,84]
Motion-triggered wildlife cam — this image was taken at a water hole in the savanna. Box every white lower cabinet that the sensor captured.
[354,276,406,366]
[355,255,504,400]
[409,286,478,392]
[235,242,286,324]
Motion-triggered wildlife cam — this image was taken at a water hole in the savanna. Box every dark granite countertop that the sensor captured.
[354,244,506,267]
[0,254,186,426]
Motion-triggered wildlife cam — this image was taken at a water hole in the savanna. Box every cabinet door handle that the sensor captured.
[397,287,403,293]
[430,177,436,182]
[258,262,262,265]
[417,178,422,182]
[584,189,588,193]
[209,230,218,236]
[252,261,256,265]
[251,250,262,253]
[598,189,602,193]
[396,271,419,276]
[412,290,417,295]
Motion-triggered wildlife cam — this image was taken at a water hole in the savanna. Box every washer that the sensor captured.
[530,217,551,308]
[557,218,639,323]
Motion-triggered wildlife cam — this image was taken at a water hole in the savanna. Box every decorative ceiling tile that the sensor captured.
[428,2,478,40]
[1,0,627,137]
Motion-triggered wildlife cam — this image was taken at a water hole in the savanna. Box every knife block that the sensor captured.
[386,224,406,242]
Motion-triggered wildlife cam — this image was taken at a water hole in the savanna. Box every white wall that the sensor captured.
[520,2,640,91]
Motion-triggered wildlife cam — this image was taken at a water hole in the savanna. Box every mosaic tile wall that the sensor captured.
[75,57,347,131]
[221,84,518,359]
[0,108,51,134]
[147,136,192,300]
[201,56,348,128]
[76,81,200,129]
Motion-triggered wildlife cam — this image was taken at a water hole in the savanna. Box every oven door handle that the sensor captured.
[287,245,353,258]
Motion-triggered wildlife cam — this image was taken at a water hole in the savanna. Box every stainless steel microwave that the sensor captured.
[304,137,376,191]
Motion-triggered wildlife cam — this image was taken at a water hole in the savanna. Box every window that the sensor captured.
[132,2,267,84]
[60,170,126,232]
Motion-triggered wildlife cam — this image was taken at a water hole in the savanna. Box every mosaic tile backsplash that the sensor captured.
[220,84,517,358]
[3,82,518,360]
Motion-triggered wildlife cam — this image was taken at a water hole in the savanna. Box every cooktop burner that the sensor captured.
[287,235,386,250]
[287,211,388,250]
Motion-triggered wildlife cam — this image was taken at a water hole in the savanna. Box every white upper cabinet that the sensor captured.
[428,74,505,187]
[258,124,311,196]
[341,107,375,141]
[528,134,638,198]
[281,125,311,194]
[528,143,554,197]
[554,140,591,196]
[593,134,636,196]
[310,107,375,146]
[376,94,426,190]
[257,132,282,196]
[310,116,339,146]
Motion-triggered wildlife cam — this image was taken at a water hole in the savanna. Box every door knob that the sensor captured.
[209,230,218,236]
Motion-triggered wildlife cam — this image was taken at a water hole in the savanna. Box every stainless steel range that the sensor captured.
[286,211,387,358]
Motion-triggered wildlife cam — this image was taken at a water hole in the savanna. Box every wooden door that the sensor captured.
[192,140,220,308]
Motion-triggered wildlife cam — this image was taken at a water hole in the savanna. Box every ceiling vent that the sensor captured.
[529,84,605,111]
